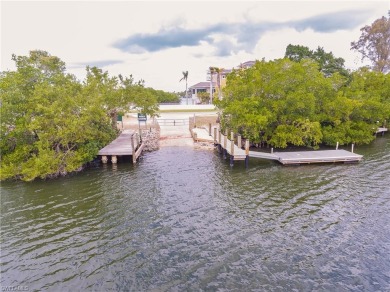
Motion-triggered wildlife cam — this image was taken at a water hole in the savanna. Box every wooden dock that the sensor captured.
[272,149,362,165]
[376,127,388,136]
[205,126,363,166]
[98,130,144,164]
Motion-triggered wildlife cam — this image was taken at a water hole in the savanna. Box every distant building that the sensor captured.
[188,82,216,103]
[188,61,256,102]
[239,60,256,69]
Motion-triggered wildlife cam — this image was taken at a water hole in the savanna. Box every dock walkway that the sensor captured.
[98,130,144,164]
[198,126,363,166]
[376,127,388,136]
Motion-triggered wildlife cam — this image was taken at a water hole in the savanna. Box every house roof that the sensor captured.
[239,60,256,68]
[189,81,216,89]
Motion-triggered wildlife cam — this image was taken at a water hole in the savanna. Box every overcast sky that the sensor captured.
[1,1,389,92]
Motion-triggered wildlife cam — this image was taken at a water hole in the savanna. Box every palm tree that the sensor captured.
[209,67,215,104]
[214,67,223,100]
[180,71,189,105]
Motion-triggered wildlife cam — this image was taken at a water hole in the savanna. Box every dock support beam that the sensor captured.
[111,156,117,164]
[131,134,136,164]
[102,156,108,164]
[230,132,235,166]
[223,129,227,159]
[231,132,235,156]
[245,140,250,168]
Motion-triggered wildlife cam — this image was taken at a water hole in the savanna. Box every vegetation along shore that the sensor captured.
[1,12,389,181]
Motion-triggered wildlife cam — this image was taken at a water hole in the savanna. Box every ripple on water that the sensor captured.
[1,142,390,291]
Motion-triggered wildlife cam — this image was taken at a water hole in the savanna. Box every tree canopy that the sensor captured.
[351,11,390,73]
[285,44,349,77]
[216,58,389,149]
[0,50,167,181]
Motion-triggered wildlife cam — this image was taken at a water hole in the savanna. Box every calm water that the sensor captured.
[1,137,390,291]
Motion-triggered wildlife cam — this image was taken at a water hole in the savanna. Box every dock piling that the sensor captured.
[245,140,250,168]
[223,129,227,159]
[111,156,117,164]
[131,134,136,163]
[231,132,235,156]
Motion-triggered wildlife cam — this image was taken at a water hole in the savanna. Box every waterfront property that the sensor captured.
[98,130,144,164]
[188,81,216,102]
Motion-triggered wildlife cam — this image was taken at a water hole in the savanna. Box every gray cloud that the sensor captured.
[292,10,371,32]
[69,59,123,69]
[113,9,372,56]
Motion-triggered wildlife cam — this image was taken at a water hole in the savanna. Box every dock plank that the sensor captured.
[275,150,363,165]
[98,130,135,156]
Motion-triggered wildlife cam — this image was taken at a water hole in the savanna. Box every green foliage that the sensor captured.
[146,88,180,104]
[0,50,161,181]
[217,58,389,148]
[197,92,210,104]
[285,44,350,78]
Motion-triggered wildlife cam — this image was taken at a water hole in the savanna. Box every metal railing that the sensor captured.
[156,119,189,126]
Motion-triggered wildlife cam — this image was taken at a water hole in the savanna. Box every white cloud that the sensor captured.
[1,1,388,91]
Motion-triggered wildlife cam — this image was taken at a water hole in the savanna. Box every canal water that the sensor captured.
[1,136,389,291]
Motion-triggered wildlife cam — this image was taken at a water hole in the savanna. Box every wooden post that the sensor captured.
[231,131,235,156]
[102,156,108,164]
[209,123,212,136]
[194,132,198,142]
[193,114,196,128]
[336,142,339,150]
[223,130,227,159]
[245,139,250,168]
[223,130,227,149]
[351,143,354,153]
[237,135,241,149]
[111,155,117,164]
[131,133,136,164]
[271,148,273,154]
[214,127,217,144]
[218,129,222,145]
